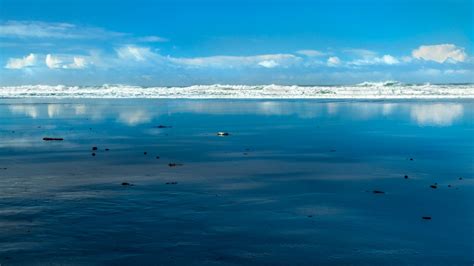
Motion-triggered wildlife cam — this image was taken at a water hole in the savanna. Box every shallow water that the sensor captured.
[0,99,472,265]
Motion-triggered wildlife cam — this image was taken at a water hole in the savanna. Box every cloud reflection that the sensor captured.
[2,100,466,128]
[410,104,463,126]
[8,104,39,118]
[117,109,152,126]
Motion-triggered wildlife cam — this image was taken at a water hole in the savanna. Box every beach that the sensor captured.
[0,98,472,265]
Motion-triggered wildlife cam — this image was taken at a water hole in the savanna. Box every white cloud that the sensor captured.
[258,60,279,68]
[5,53,36,69]
[412,44,467,63]
[69,57,87,69]
[349,54,400,66]
[169,54,301,69]
[444,69,470,75]
[414,68,442,76]
[345,49,378,58]
[327,56,341,66]
[0,21,125,39]
[137,35,168,43]
[296,50,325,57]
[45,54,88,69]
[381,55,399,65]
[116,45,158,61]
[45,54,63,69]
[401,56,413,63]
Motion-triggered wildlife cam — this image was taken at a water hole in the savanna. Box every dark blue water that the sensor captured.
[0,99,472,265]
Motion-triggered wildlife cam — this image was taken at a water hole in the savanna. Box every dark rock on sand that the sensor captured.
[404,175,409,179]
[409,158,414,161]
[169,163,183,167]
[156,156,160,159]
[43,137,64,141]
[448,184,452,188]
[166,181,178,185]
[92,153,96,156]
[121,182,133,186]
[92,146,98,151]
[105,148,110,151]
[156,125,172,128]
[144,152,147,155]
[373,190,385,194]
[459,177,463,180]
[430,184,437,189]
[422,216,432,220]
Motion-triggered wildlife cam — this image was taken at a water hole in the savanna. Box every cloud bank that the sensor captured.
[5,53,36,69]
[0,20,471,84]
[412,44,467,63]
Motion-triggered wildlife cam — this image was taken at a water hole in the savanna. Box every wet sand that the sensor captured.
[0,99,473,265]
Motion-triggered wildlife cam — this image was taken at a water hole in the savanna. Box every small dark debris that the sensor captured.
[144,152,147,155]
[409,158,414,161]
[217,132,230,136]
[459,177,463,180]
[156,156,160,159]
[43,137,63,141]
[121,182,133,186]
[243,153,248,155]
[430,185,437,189]
[373,190,385,194]
[105,148,110,151]
[166,181,178,185]
[404,175,409,179]
[91,153,96,156]
[156,125,172,128]
[448,184,452,188]
[168,163,183,167]
[0,168,7,170]
[330,149,336,152]
[92,146,98,151]
[422,216,432,220]
[307,215,313,218]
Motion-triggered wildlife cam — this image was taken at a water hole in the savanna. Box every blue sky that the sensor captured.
[0,0,472,85]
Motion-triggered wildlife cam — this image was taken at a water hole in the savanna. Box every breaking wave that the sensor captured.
[0,82,473,98]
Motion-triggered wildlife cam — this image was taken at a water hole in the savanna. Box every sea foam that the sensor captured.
[0,83,473,98]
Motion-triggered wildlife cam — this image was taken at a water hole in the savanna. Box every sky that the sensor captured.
[0,0,472,85]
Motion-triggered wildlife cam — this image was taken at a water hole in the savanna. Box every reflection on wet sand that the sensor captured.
[0,99,472,265]
[410,103,463,126]
[2,101,468,127]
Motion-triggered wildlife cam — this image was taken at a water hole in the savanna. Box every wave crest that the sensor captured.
[0,83,472,98]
